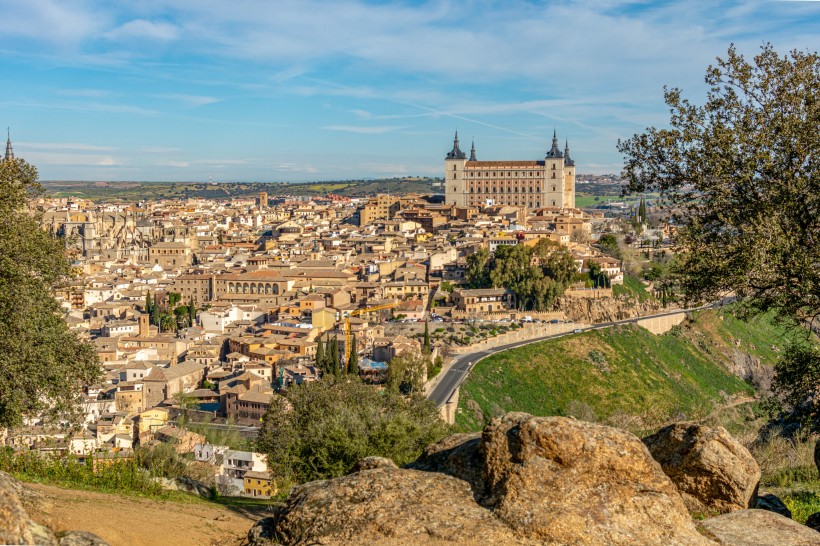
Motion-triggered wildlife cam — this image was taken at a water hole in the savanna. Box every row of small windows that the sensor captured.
[467,198,558,207]
[466,185,559,193]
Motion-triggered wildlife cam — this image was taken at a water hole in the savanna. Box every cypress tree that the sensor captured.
[145,291,153,315]
[315,335,325,371]
[348,334,359,376]
[423,321,431,353]
[329,336,340,376]
[187,297,196,326]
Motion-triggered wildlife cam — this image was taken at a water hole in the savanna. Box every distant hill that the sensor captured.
[456,308,797,434]
[40,177,442,202]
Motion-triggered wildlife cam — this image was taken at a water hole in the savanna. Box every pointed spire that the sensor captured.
[445,130,467,160]
[4,127,13,162]
[469,139,477,161]
[546,128,563,159]
[564,139,574,166]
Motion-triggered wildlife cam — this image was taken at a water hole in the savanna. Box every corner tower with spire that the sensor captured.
[444,129,576,210]
[4,128,13,162]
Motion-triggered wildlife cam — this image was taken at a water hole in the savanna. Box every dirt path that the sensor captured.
[23,483,269,546]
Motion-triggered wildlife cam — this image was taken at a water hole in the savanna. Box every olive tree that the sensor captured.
[0,159,101,429]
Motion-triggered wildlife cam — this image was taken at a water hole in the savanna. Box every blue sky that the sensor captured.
[0,1,818,182]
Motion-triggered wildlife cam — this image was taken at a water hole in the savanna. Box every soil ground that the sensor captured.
[23,482,270,546]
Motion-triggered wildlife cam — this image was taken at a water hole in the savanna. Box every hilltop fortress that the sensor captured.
[444,131,576,210]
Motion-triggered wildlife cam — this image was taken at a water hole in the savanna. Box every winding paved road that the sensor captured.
[427,305,724,408]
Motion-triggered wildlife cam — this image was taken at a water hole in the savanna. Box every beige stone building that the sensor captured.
[444,131,576,210]
[148,242,192,269]
[359,195,401,226]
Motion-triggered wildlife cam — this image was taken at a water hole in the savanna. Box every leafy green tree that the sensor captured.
[348,334,359,376]
[597,234,621,259]
[465,247,491,288]
[387,352,428,395]
[258,377,449,486]
[159,312,176,334]
[619,43,820,415]
[173,305,190,330]
[619,43,820,323]
[168,292,181,309]
[772,344,820,419]
[0,158,101,429]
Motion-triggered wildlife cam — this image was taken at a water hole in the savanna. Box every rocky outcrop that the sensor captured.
[642,423,760,514]
[56,531,111,546]
[727,350,775,392]
[700,509,820,545]
[0,471,57,545]
[272,466,523,545]
[754,493,792,518]
[480,413,711,545]
[557,294,662,324]
[269,414,713,545]
[407,432,484,496]
[153,476,213,499]
[0,471,109,546]
[351,456,398,472]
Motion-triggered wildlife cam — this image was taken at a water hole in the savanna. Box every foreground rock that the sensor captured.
[700,509,820,545]
[0,471,109,546]
[643,423,760,514]
[273,467,523,545]
[270,414,713,545]
[481,413,711,545]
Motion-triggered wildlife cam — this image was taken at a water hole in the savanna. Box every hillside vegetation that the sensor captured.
[41,177,438,201]
[457,308,798,433]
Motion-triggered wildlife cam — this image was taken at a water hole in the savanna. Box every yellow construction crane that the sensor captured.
[343,301,399,365]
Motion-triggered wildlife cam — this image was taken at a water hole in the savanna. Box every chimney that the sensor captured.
[139,314,150,338]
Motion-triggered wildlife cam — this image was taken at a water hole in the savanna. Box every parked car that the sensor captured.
[573,328,583,333]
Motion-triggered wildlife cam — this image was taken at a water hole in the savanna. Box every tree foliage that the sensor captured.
[619,44,820,324]
[0,159,101,428]
[465,239,578,310]
[347,333,359,376]
[386,352,429,395]
[772,344,820,417]
[619,44,820,416]
[257,376,449,486]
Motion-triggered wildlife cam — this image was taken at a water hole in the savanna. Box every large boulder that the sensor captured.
[0,470,57,545]
[406,432,484,497]
[480,413,712,545]
[270,414,715,545]
[0,471,110,546]
[700,509,820,545]
[272,466,524,545]
[643,423,760,514]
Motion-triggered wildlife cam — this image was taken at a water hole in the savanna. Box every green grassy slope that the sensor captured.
[456,309,795,433]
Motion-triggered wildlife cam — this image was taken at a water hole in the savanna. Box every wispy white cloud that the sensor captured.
[105,19,179,41]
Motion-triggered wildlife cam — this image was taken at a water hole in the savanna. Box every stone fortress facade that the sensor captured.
[444,131,576,210]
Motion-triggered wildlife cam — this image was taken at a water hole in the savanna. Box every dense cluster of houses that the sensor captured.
[9,189,649,497]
